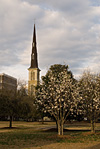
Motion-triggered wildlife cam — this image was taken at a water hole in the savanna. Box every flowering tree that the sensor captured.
[78,71,100,133]
[36,64,78,135]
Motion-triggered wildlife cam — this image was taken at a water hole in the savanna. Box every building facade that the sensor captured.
[28,24,40,95]
[0,73,17,93]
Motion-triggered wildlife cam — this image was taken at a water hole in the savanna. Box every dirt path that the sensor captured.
[27,142,100,149]
[86,143,100,149]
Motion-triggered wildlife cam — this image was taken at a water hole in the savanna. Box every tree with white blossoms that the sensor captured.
[36,64,78,135]
[78,71,100,133]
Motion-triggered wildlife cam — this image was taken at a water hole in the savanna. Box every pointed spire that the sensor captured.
[30,24,38,68]
[33,24,36,43]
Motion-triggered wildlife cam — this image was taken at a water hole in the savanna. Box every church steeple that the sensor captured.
[33,24,36,43]
[28,24,40,96]
[30,24,38,68]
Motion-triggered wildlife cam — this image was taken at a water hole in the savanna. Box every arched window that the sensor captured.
[31,72,35,80]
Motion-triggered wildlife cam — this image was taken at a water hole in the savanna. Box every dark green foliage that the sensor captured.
[0,94,10,117]
[42,64,73,85]
[0,90,34,126]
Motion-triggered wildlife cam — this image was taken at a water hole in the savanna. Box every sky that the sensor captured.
[0,0,100,82]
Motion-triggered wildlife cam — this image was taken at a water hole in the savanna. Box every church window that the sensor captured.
[31,72,35,80]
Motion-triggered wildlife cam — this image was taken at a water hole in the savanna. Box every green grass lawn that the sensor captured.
[0,121,100,149]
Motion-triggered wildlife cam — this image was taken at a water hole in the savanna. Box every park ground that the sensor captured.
[0,121,100,148]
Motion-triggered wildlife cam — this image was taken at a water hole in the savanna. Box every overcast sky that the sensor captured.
[0,0,100,81]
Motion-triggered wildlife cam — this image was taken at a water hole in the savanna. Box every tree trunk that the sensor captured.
[56,120,58,130]
[57,120,61,135]
[9,116,13,128]
[57,119,64,135]
[41,117,44,124]
[91,120,95,133]
[61,120,64,135]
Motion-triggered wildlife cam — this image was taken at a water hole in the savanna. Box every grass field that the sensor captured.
[0,121,100,149]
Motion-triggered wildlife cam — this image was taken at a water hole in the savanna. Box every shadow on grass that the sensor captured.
[43,128,90,133]
[44,128,100,135]
[0,127,21,129]
[0,127,100,148]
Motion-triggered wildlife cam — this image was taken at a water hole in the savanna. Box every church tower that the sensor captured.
[28,24,40,95]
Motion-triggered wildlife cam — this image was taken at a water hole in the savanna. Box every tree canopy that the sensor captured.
[36,64,78,135]
[78,71,100,132]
